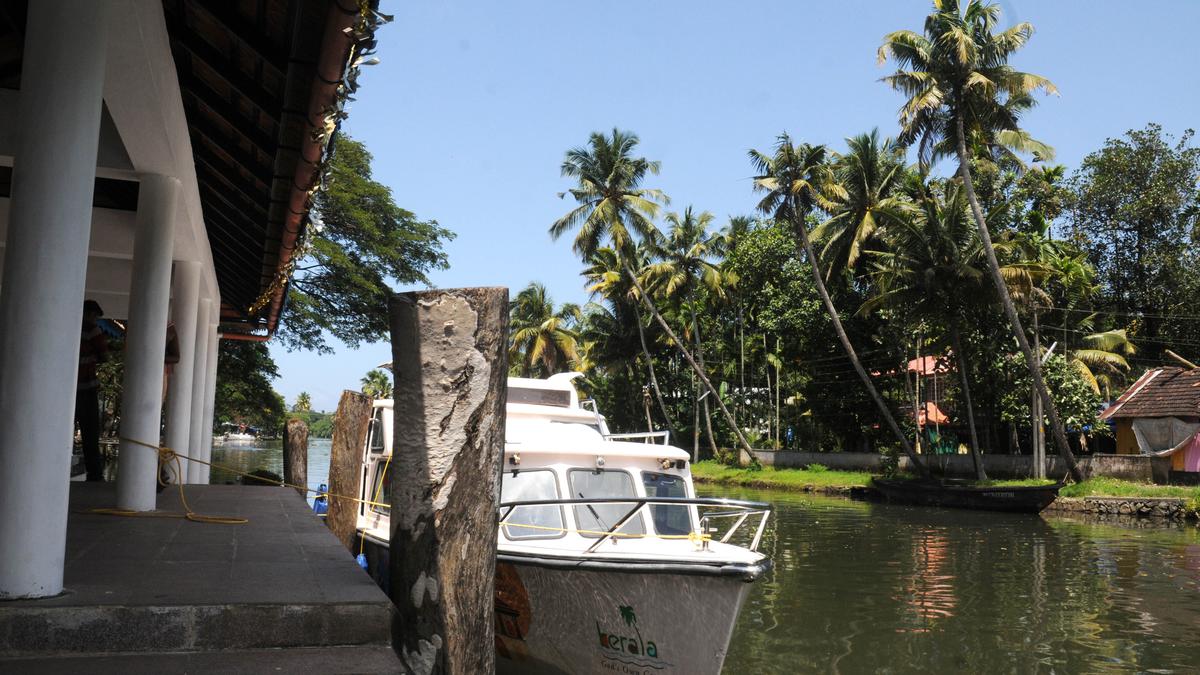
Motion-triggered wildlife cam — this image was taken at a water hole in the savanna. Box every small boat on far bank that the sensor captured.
[871,477,1062,513]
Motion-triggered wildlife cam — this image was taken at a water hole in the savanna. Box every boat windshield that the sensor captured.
[500,469,564,539]
[641,471,691,536]
[568,469,645,537]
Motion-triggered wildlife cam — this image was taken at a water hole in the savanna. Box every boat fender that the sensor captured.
[356,553,369,570]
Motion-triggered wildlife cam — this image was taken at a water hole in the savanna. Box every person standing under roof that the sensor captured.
[77,299,108,481]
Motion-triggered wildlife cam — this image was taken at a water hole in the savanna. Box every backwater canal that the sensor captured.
[210,441,1200,672]
[703,485,1200,674]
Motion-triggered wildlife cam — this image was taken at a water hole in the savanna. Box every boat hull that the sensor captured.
[871,478,1061,513]
[495,554,755,675]
[356,537,757,674]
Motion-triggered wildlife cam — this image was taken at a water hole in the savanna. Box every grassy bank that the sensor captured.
[690,461,872,490]
[1060,477,1200,501]
[692,462,1200,510]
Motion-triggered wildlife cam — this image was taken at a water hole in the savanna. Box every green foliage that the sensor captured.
[279,135,454,353]
[288,409,334,438]
[509,282,581,377]
[360,369,393,399]
[215,341,286,435]
[806,463,829,473]
[1066,124,1200,365]
[292,391,312,413]
[992,352,1102,431]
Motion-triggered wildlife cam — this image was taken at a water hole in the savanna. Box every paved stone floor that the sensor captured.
[0,483,400,672]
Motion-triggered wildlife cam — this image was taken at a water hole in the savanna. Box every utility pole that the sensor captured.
[1032,309,1045,479]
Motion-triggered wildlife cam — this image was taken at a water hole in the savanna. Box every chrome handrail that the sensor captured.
[498,496,771,552]
[603,430,672,445]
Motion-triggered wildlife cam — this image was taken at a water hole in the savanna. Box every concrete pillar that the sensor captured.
[115,175,180,511]
[0,0,113,599]
[186,298,211,484]
[196,316,219,485]
[163,260,199,483]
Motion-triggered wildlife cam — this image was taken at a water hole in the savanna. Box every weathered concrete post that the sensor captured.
[283,418,309,498]
[388,288,507,675]
[326,390,372,550]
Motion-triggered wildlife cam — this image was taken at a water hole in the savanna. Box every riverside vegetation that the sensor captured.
[509,1,1200,482]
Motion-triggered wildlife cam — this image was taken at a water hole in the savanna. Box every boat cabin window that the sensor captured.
[567,469,645,538]
[641,471,692,536]
[500,470,565,540]
[369,460,390,515]
[509,387,571,408]
[367,410,386,454]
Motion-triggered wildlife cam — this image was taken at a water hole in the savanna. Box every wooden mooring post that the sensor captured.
[283,418,309,497]
[388,287,508,675]
[326,390,372,551]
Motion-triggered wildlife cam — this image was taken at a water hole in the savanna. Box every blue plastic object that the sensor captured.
[356,553,369,570]
[311,483,329,516]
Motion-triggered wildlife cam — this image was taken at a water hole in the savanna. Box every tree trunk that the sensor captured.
[690,305,720,459]
[774,337,781,449]
[632,303,677,436]
[283,417,309,498]
[950,322,987,480]
[789,216,929,477]
[388,288,507,675]
[953,116,1084,483]
[326,390,372,551]
[625,265,754,456]
[763,333,773,447]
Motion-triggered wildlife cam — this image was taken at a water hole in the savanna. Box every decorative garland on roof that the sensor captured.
[245,1,393,319]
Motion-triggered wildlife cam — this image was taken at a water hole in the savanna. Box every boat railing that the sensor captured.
[602,430,672,445]
[498,496,770,553]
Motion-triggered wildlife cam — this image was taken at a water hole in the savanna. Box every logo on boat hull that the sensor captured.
[596,605,670,671]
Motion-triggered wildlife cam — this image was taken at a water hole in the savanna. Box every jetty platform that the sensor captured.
[0,483,401,673]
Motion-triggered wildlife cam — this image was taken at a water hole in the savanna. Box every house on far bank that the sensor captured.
[1099,367,1200,476]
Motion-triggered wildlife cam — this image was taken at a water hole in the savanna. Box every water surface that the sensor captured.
[204,443,1200,672]
[703,485,1200,674]
[210,437,331,505]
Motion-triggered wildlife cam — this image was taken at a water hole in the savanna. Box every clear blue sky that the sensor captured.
[271,0,1200,412]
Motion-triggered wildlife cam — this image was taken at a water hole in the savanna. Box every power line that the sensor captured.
[1041,324,1200,351]
[1036,304,1200,323]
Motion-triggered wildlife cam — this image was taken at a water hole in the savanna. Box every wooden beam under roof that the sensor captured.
[188,119,274,189]
[179,72,279,155]
[185,0,290,76]
[166,17,282,120]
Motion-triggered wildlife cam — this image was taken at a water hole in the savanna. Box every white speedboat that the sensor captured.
[354,373,770,675]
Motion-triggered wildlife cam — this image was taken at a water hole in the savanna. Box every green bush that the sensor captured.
[806,463,829,473]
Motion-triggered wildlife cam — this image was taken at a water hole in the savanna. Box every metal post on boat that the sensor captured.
[388,287,508,674]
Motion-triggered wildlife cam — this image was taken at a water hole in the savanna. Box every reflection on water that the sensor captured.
[209,438,332,504]
[703,486,1200,674]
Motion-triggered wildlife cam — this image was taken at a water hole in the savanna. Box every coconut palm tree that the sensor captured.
[879,0,1083,481]
[1072,329,1135,399]
[293,391,312,413]
[864,182,992,478]
[509,282,582,378]
[750,134,929,477]
[551,129,753,456]
[360,369,392,399]
[643,207,729,457]
[813,129,912,277]
[582,247,678,435]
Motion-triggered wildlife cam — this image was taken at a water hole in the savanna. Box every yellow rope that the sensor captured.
[84,438,389,526]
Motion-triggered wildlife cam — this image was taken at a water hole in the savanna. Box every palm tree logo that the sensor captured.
[618,605,637,628]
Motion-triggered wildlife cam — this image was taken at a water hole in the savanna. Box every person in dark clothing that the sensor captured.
[77,300,108,481]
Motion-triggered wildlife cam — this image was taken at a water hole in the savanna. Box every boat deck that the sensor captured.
[0,483,400,672]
